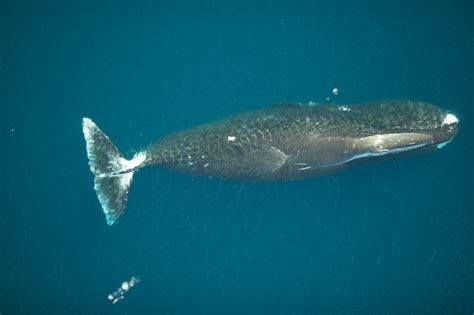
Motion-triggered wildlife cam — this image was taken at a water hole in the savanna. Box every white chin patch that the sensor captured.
[442,113,458,126]
[436,140,451,149]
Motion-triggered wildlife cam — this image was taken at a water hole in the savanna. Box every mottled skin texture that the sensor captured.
[144,100,457,180]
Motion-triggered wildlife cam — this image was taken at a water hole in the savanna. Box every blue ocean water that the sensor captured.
[2,0,473,313]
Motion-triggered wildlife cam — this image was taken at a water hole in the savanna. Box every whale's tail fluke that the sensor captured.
[82,118,146,225]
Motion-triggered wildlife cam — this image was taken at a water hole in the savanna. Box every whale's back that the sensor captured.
[144,100,456,180]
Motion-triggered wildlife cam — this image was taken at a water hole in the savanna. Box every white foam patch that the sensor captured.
[442,113,458,126]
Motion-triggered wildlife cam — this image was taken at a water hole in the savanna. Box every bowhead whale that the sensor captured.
[82,100,459,225]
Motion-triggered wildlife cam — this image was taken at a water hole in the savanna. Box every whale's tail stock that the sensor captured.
[82,118,146,225]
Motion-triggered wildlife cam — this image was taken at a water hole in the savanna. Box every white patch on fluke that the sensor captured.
[124,151,147,171]
[82,118,96,151]
[442,113,458,126]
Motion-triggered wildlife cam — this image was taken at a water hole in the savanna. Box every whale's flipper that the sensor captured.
[82,118,146,225]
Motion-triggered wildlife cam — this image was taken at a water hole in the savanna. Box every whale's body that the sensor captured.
[82,100,459,225]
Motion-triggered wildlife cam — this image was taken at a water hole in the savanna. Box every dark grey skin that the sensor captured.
[83,99,459,225]
[144,100,459,180]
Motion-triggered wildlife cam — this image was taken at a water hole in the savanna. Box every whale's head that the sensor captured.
[430,111,459,148]
[351,100,459,159]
